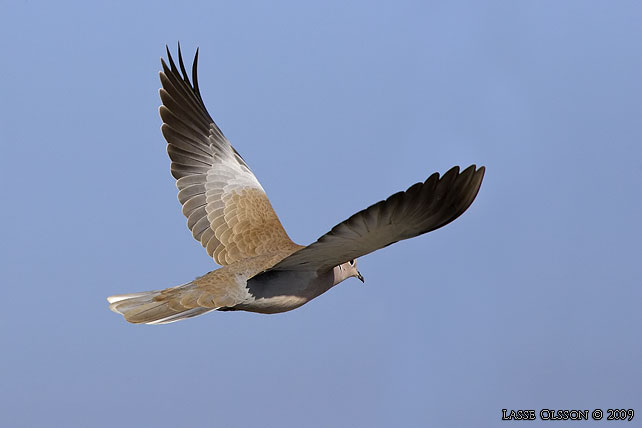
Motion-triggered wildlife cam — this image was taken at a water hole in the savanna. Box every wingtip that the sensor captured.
[471,164,486,182]
[459,164,486,179]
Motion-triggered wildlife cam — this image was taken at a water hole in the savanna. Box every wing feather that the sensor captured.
[267,165,485,273]
[159,45,300,265]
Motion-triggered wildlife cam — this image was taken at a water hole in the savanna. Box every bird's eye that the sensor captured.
[349,259,355,266]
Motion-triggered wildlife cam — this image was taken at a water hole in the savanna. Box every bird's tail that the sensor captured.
[107,285,215,325]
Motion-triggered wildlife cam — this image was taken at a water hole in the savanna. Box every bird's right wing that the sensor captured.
[266,165,485,273]
[159,46,300,266]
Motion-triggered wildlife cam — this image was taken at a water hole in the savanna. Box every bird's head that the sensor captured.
[333,259,364,285]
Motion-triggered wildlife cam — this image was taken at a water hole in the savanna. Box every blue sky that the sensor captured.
[2,1,641,427]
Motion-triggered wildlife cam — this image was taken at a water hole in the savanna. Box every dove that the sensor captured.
[107,46,485,324]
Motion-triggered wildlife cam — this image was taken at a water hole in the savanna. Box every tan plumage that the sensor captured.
[159,48,300,265]
[107,45,485,325]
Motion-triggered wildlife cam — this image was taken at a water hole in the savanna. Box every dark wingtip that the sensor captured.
[166,44,178,72]
[161,43,208,111]
[160,57,168,73]
[177,42,191,85]
[457,164,486,184]
[443,165,461,181]
[469,165,486,187]
[193,47,201,97]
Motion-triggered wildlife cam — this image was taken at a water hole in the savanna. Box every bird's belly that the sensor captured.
[236,294,310,314]
[234,269,335,314]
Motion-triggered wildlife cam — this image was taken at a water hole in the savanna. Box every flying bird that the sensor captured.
[107,46,485,324]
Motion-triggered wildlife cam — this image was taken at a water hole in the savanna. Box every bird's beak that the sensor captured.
[357,271,364,283]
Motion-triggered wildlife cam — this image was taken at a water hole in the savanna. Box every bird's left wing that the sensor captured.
[265,165,485,273]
